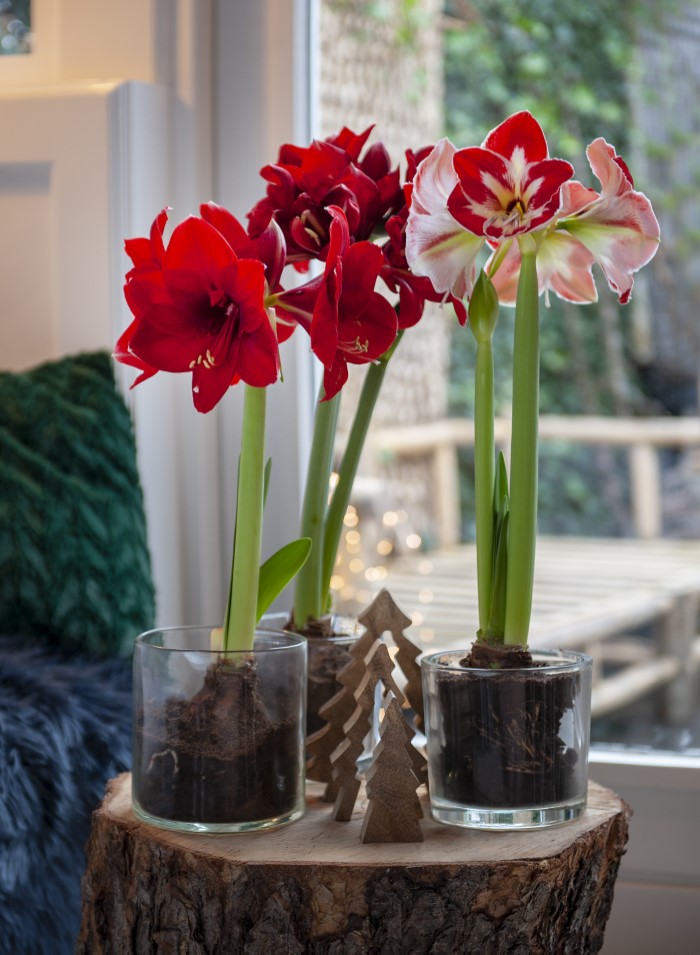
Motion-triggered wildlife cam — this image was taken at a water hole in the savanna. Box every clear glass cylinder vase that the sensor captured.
[422,648,592,830]
[132,626,306,833]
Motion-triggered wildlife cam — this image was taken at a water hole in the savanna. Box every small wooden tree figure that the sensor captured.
[331,640,404,821]
[361,694,424,843]
[308,588,428,809]
[392,621,424,731]
[401,702,429,789]
[305,624,378,797]
[306,589,409,797]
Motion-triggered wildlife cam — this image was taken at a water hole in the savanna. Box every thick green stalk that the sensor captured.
[474,337,495,635]
[504,243,540,645]
[321,336,402,601]
[293,389,340,627]
[223,385,267,653]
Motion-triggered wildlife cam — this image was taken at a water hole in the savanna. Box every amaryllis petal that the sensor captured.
[220,259,268,330]
[335,240,385,310]
[338,293,397,367]
[235,315,281,387]
[541,235,598,304]
[124,237,155,271]
[190,319,242,413]
[322,354,349,401]
[165,216,235,283]
[311,261,342,369]
[113,319,159,386]
[483,110,549,164]
[269,307,298,344]
[488,233,598,306]
[199,201,248,248]
[385,272,424,329]
[360,140,392,181]
[129,320,213,374]
[560,138,660,304]
[381,191,467,327]
[125,272,206,336]
[326,125,374,162]
[201,199,287,290]
[271,274,323,334]
[405,137,484,299]
[125,207,169,275]
[587,138,635,192]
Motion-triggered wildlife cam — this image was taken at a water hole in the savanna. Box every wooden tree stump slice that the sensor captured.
[78,774,629,954]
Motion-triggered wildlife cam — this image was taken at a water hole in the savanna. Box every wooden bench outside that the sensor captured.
[354,536,700,721]
[370,415,700,545]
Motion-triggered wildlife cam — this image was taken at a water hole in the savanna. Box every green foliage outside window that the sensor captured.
[0,0,31,55]
[444,0,673,538]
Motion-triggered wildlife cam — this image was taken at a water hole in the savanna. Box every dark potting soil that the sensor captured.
[134,661,301,824]
[437,644,581,808]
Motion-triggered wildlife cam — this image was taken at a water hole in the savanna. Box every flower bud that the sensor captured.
[469,270,500,344]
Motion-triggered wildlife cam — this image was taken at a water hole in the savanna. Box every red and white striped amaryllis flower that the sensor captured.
[406,112,659,312]
[405,111,573,301]
[404,137,484,301]
[489,138,660,306]
[448,110,574,241]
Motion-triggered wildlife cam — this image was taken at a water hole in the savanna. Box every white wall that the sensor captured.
[0,0,316,627]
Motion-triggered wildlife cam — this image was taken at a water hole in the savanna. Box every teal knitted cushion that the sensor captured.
[0,352,155,657]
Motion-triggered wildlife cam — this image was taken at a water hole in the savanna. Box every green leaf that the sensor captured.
[257,538,312,622]
[487,506,509,641]
[263,457,272,509]
[494,451,509,515]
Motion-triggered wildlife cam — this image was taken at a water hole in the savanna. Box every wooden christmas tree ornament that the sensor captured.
[331,640,405,822]
[361,694,424,843]
[305,625,377,797]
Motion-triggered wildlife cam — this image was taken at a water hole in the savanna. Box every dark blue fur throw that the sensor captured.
[0,636,132,954]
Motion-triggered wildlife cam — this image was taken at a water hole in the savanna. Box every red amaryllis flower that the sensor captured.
[448,111,574,241]
[118,209,280,413]
[274,207,398,399]
[313,209,398,398]
[247,126,402,266]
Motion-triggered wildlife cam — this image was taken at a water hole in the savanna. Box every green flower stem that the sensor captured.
[322,333,403,600]
[504,242,540,646]
[223,384,267,653]
[474,337,495,635]
[293,388,340,627]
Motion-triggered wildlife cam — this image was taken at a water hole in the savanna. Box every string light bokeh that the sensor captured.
[330,476,439,647]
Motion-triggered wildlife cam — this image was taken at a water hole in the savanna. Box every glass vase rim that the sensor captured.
[135,625,306,654]
[260,610,362,639]
[421,646,592,674]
